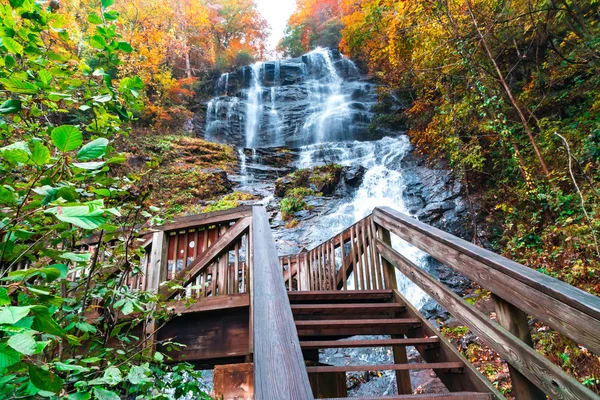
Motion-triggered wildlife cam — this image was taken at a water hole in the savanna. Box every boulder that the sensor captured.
[344,165,366,187]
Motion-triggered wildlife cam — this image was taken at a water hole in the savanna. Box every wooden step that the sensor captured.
[319,392,493,400]
[306,361,464,373]
[291,303,405,316]
[300,337,440,349]
[296,318,421,336]
[288,290,394,303]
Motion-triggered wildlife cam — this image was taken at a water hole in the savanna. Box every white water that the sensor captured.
[245,62,264,148]
[297,137,430,307]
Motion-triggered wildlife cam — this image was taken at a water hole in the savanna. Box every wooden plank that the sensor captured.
[323,394,493,400]
[389,290,502,396]
[339,233,347,290]
[493,295,546,400]
[300,337,440,349]
[295,318,421,327]
[157,307,249,363]
[350,225,361,289]
[374,206,600,355]
[158,206,253,232]
[213,363,254,400]
[363,219,374,290]
[166,293,249,314]
[251,206,313,400]
[288,290,393,302]
[159,217,251,299]
[377,239,599,400]
[291,303,405,314]
[234,243,240,294]
[306,361,464,373]
[329,240,336,290]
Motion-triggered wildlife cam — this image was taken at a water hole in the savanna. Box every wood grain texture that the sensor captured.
[157,206,253,232]
[251,206,314,400]
[299,337,440,349]
[377,239,599,400]
[159,217,250,299]
[306,361,464,373]
[323,394,493,400]
[374,206,600,356]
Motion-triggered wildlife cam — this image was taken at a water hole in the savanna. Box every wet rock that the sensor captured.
[274,176,294,197]
[344,165,366,187]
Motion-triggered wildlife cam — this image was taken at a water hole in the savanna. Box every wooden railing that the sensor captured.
[146,206,313,400]
[281,206,600,400]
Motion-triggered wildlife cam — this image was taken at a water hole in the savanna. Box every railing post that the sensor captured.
[378,224,411,394]
[379,226,397,291]
[146,231,168,352]
[492,295,546,400]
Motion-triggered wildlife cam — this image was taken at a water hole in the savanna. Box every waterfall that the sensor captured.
[296,138,430,307]
[202,48,444,308]
[245,62,264,148]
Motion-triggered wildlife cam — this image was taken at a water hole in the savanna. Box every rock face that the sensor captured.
[197,48,399,148]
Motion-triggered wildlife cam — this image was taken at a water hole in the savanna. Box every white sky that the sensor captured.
[255,0,297,57]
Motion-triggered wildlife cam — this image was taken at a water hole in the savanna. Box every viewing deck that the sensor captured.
[137,206,600,400]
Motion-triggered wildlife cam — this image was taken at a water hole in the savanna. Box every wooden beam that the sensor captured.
[305,361,464,373]
[373,206,600,356]
[299,338,440,349]
[377,239,599,400]
[166,293,249,314]
[251,207,313,400]
[157,206,253,232]
[158,217,251,299]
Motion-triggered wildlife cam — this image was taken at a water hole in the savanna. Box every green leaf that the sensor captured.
[60,252,91,263]
[88,13,103,25]
[8,332,36,355]
[29,364,64,394]
[71,161,106,170]
[93,387,119,400]
[0,99,21,114]
[31,142,50,165]
[126,363,152,385]
[2,37,23,55]
[51,125,82,152]
[101,0,115,8]
[45,204,106,230]
[31,306,65,336]
[77,138,109,160]
[54,362,90,373]
[37,70,52,85]
[68,392,91,400]
[0,344,20,368]
[0,288,10,306]
[0,306,32,324]
[118,42,133,53]
[0,186,16,205]
[89,35,107,50]
[0,78,37,94]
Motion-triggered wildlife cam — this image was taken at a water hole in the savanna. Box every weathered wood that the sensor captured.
[374,206,600,356]
[159,217,250,299]
[213,363,254,400]
[166,293,249,314]
[339,233,347,290]
[323,394,493,400]
[288,290,393,303]
[295,318,421,336]
[377,239,599,400]
[291,303,405,315]
[300,337,440,349]
[158,206,253,232]
[308,368,347,398]
[493,295,546,400]
[251,206,313,400]
[157,307,249,363]
[329,240,336,290]
[306,361,464,373]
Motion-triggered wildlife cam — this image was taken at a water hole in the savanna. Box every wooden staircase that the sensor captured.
[289,290,496,399]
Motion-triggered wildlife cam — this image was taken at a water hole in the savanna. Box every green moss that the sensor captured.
[281,196,307,221]
[203,199,239,213]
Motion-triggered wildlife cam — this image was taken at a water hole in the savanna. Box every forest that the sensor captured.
[0,0,599,398]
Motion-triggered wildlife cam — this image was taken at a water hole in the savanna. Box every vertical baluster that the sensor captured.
[234,242,240,294]
[339,233,347,290]
[356,224,366,290]
[350,225,360,290]
[320,244,327,290]
[359,221,371,290]
[329,240,336,290]
[295,254,300,291]
[287,256,292,291]
[365,217,379,289]
[371,217,385,289]
[280,256,285,286]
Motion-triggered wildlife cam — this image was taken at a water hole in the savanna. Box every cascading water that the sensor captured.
[200,47,468,395]
[245,62,264,148]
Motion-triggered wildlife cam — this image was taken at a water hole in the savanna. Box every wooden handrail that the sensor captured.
[251,206,314,399]
[372,206,600,355]
[377,239,598,400]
